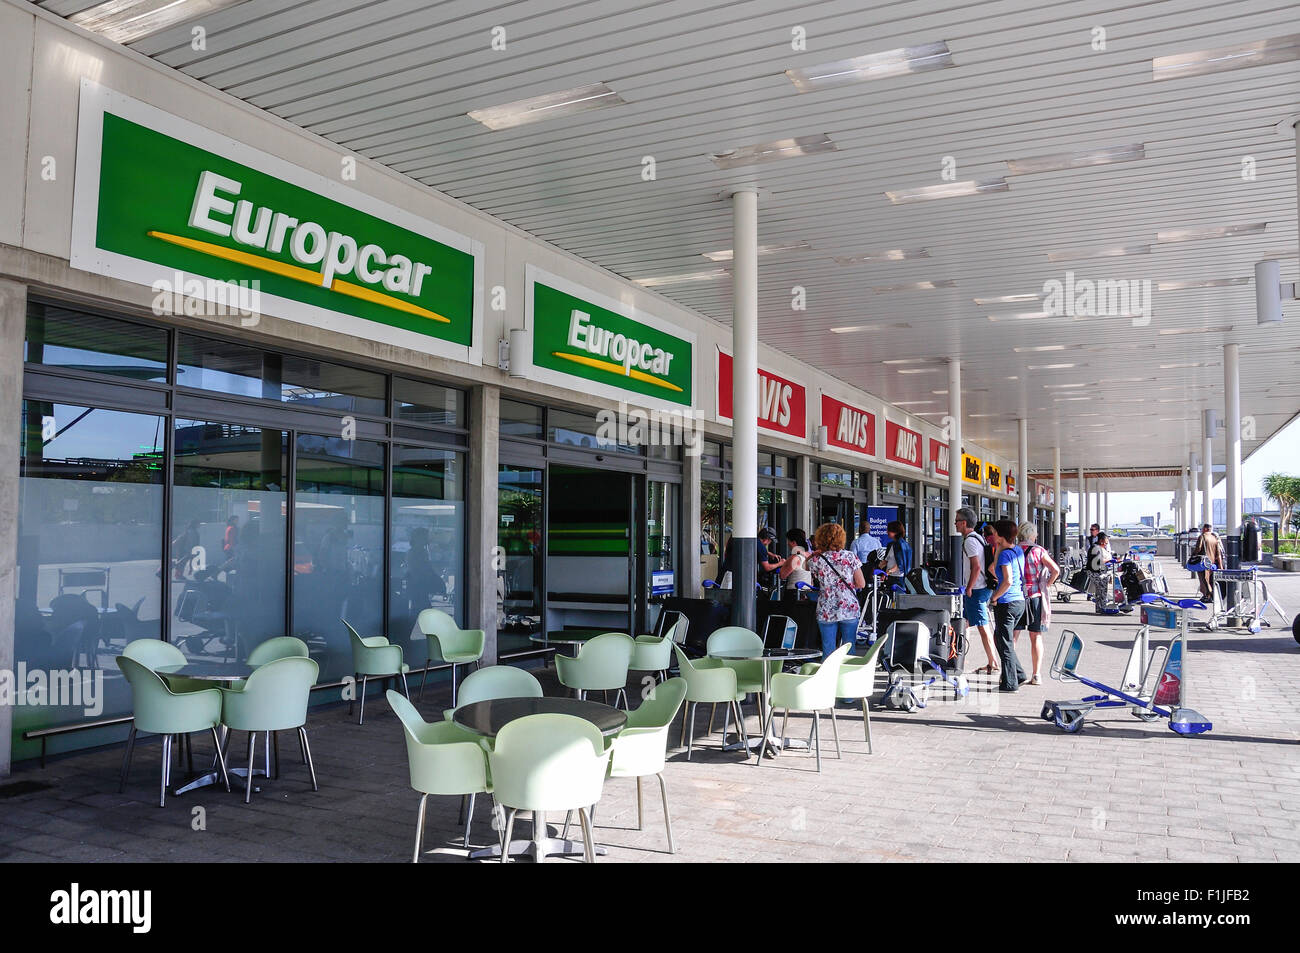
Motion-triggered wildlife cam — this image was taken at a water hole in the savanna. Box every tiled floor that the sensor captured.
[3,558,1297,863]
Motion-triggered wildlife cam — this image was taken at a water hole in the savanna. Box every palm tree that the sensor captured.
[1262,473,1300,540]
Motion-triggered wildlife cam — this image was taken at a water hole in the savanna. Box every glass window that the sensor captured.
[758,453,774,476]
[497,464,543,656]
[389,446,465,667]
[171,420,288,667]
[646,481,678,601]
[293,435,385,683]
[25,302,168,383]
[700,480,731,584]
[14,401,165,761]
[700,441,723,468]
[772,456,790,479]
[820,466,852,487]
[548,408,638,454]
[500,400,543,440]
[394,377,463,429]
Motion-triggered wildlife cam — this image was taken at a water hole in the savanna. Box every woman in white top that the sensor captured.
[781,527,814,589]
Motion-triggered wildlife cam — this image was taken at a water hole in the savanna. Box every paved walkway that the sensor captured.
[2,558,1297,863]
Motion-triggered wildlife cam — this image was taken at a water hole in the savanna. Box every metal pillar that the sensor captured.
[947,360,963,578]
[1017,418,1030,524]
[729,189,758,630]
[1224,343,1242,569]
[1052,446,1062,555]
[1201,414,1213,531]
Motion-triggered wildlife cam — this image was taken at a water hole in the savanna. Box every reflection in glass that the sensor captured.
[497,464,543,656]
[24,302,168,383]
[700,480,732,583]
[549,408,638,454]
[390,446,464,667]
[500,400,543,439]
[647,481,678,601]
[293,436,385,683]
[394,378,463,429]
[171,420,287,666]
[13,401,164,760]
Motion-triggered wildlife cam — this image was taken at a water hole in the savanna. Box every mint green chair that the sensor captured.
[116,656,229,807]
[122,638,205,693]
[489,713,612,863]
[607,677,687,853]
[706,624,767,702]
[227,636,309,692]
[388,690,492,861]
[443,665,542,723]
[629,619,683,684]
[672,644,748,760]
[555,632,635,708]
[417,608,486,705]
[799,637,887,752]
[344,619,410,725]
[220,656,320,803]
[757,642,852,771]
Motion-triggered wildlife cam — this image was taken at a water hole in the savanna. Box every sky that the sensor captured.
[1067,414,1300,527]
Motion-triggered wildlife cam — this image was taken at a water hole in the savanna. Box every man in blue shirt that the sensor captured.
[849,520,883,569]
[990,519,1028,692]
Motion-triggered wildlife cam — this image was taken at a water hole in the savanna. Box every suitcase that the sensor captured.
[1068,569,1091,592]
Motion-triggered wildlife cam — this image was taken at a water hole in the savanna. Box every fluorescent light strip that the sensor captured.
[1045,244,1151,261]
[1006,143,1145,175]
[873,279,956,293]
[885,178,1009,204]
[987,311,1051,322]
[468,82,625,130]
[1156,278,1250,291]
[1015,345,1068,353]
[834,248,930,264]
[786,41,954,92]
[1157,326,1233,336]
[893,400,933,406]
[702,241,810,261]
[882,358,932,365]
[1153,33,1300,81]
[897,367,944,374]
[973,293,1042,306]
[634,269,729,288]
[1044,382,1088,389]
[69,0,246,44]
[710,134,837,169]
[1032,363,1078,370]
[1157,223,1267,243]
[1159,361,1220,369]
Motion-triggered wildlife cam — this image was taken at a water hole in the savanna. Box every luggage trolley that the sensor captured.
[1041,593,1212,735]
[1200,565,1288,633]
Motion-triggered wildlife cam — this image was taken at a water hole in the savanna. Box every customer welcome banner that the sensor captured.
[70,80,483,364]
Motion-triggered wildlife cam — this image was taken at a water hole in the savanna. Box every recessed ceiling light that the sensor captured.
[1044,382,1088,389]
[893,400,934,406]
[1156,278,1251,291]
[882,358,932,365]
[1054,396,1090,402]
[702,241,810,261]
[709,134,837,169]
[968,414,997,418]
[468,82,625,129]
[1016,345,1068,353]
[834,248,931,264]
[786,41,954,92]
[1157,223,1268,243]
[1033,363,1078,370]
[1159,361,1220,369]
[68,0,246,44]
[1157,326,1234,336]
[973,293,1042,305]
[987,311,1051,322]
[885,178,1009,204]
[931,389,948,395]
[1152,33,1300,81]
[1006,143,1145,175]
[633,268,729,288]
[1045,244,1151,261]
[873,279,956,293]
[897,367,945,374]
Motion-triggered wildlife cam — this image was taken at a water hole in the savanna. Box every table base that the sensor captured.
[172,766,267,797]
[468,837,607,861]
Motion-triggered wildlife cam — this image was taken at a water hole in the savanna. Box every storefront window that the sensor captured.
[25,304,168,383]
[497,464,543,656]
[548,408,638,454]
[700,480,731,583]
[500,399,543,440]
[647,481,678,597]
[14,401,165,761]
[820,466,853,487]
[394,378,463,428]
[701,441,723,468]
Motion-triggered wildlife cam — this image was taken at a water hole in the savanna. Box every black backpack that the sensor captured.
[982,541,998,590]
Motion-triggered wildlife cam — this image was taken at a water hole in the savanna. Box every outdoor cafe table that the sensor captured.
[154,662,268,796]
[708,647,822,755]
[528,629,607,655]
[452,697,627,861]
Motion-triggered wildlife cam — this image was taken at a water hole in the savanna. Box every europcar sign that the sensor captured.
[525,266,695,409]
[71,81,483,363]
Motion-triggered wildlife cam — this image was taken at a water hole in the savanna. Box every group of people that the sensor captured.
[955,507,1060,692]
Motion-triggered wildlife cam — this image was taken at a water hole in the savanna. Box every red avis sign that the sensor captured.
[885,420,922,468]
[929,438,950,476]
[820,394,875,456]
[716,350,807,438]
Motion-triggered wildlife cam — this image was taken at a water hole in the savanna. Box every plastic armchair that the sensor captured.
[799,637,886,752]
[228,636,309,691]
[629,622,679,684]
[388,690,492,861]
[607,677,687,853]
[417,608,486,705]
[757,642,852,772]
[220,656,320,803]
[121,638,206,693]
[555,632,634,708]
[672,644,747,760]
[443,665,543,723]
[343,619,410,724]
[116,655,230,807]
[488,713,612,863]
[706,625,766,693]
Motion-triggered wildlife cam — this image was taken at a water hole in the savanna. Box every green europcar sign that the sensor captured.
[526,267,695,409]
[70,80,483,363]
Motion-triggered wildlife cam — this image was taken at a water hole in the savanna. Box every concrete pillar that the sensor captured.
[683,441,703,596]
[1018,418,1030,523]
[1224,343,1242,556]
[946,359,963,576]
[0,279,25,777]
[796,454,813,536]
[1201,418,1213,530]
[730,189,759,629]
[1103,492,1109,534]
[1081,471,1089,546]
[1187,451,1197,532]
[466,384,500,664]
[1052,446,1062,554]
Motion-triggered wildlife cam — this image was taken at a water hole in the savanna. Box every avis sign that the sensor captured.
[884,420,922,469]
[929,438,950,476]
[820,394,875,456]
[716,350,807,438]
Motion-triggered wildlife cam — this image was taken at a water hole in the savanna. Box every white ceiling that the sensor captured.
[35,0,1300,473]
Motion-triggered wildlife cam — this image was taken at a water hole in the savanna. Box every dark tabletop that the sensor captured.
[452,697,628,738]
[710,647,823,661]
[529,629,610,645]
[155,662,254,682]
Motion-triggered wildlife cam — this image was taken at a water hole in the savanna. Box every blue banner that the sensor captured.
[867,506,897,547]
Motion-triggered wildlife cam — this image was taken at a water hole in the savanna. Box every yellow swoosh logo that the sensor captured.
[550,351,683,392]
[147,231,450,324]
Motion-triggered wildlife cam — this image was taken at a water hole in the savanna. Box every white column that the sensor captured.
[1082,472,1089,539]
[1224,343,1242,536]
[1201,420,1213,530]
[1017,418,1030,523]
[947,360,963,573]
[730,189,759,628]
[1187,451,1197,530]
[1103,492,1109,533]
[1052,446,1062,552]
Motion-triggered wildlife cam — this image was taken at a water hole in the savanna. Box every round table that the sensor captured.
[453,697,626,862]
[154,662,259,795]
[528,630,608,655]
[709,647,822,756]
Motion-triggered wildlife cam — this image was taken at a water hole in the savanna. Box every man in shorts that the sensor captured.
[955,507,996,675]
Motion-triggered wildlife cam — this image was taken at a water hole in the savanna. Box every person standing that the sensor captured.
[990,519,1028,692]
[1089,531,1116,609]
[956,507,997,676]
[780,528,813,590]
[883,520,913,580]
[1014,521,1060,685]
[806,522,866,660]
[849,519,883,569]
[1190,523,1224,602]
